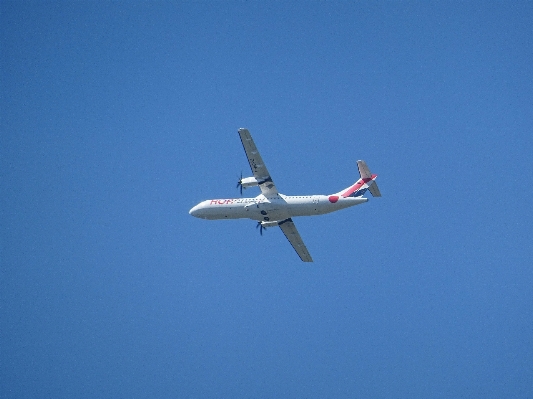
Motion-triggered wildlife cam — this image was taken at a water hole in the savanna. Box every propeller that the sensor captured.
[256,221,266,236]
[236,171,243,195]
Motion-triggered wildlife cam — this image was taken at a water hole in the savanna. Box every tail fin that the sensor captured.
[334,160,381,198]
[358,160,381,197]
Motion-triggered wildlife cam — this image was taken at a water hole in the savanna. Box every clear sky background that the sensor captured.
[1,1,532,398]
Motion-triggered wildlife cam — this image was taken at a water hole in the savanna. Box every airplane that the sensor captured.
[189,128,381,262]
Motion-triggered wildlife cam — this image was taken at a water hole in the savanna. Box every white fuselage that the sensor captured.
[189,194,368,222]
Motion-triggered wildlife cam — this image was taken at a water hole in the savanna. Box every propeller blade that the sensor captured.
[236,171,243,196]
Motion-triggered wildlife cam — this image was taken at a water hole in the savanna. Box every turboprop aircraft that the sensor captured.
[189,128,381,262]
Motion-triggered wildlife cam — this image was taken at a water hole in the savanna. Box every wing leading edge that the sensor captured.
[278,218,313,262]
[238,128,278,196]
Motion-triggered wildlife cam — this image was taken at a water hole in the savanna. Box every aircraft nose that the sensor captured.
[189,204,202,218]
[189,205,200,217]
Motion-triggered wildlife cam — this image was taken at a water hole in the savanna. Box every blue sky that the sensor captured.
[1,1,532,397]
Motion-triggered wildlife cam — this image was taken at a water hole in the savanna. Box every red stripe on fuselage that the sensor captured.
[341,177,372,197]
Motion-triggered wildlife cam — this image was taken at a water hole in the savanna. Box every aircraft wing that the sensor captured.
[238,128,278,196]
[278,218,313,262]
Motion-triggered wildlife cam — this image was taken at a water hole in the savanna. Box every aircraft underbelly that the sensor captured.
[250,202,288,221]
[201,205,248,220]
[288,202,323,217]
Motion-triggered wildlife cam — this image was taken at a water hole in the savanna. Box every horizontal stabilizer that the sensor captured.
[357,160,372,179]
[368,181,381,197]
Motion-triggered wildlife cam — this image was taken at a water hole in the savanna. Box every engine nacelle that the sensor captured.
[240,176,258,188]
